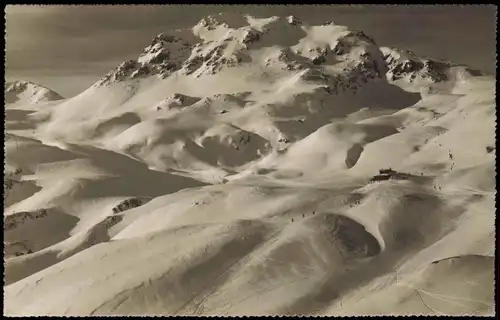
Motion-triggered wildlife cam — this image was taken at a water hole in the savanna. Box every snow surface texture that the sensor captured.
[3,14,496,316]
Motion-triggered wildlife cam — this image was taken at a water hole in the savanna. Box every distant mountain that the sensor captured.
[93,14,389,89]
[4,80,64,104]
[381,46,483,84]
[93,13,482,92]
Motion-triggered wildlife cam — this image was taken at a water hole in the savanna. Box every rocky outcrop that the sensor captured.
[4,240,33,258]
[381,47,454,83]
[95,33,195,86]
[4,209,49,231]
[368,168,415,183]
[302,55,384,95]
[111,197,150,214]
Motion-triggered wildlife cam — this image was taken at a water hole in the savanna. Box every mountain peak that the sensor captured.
[5,80,64,104]
[92,14,480,92]
[380,47,482,84]
[93,15,387,88]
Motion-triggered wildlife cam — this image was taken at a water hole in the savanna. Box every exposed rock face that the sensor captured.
[111,197,150,214]
[332,31,376,55]
[101,215,124,229]
[293,30,388,95]
[4,209,49,231]
[300,55,384,95]
[368,169,421,183]
[380,47,463,83]
[95,33,195,86]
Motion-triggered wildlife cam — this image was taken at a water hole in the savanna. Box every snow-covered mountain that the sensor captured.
[4,14,495,317]
[381,46,484,86]
[94,15,388,87]
[5,80,64,105]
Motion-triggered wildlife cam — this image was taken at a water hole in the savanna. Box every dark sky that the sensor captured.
[5,5,497,97]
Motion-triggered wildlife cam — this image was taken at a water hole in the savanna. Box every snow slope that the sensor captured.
[4,14,495,316]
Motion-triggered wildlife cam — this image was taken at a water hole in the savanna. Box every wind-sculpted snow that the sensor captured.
[4,13,495,316]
